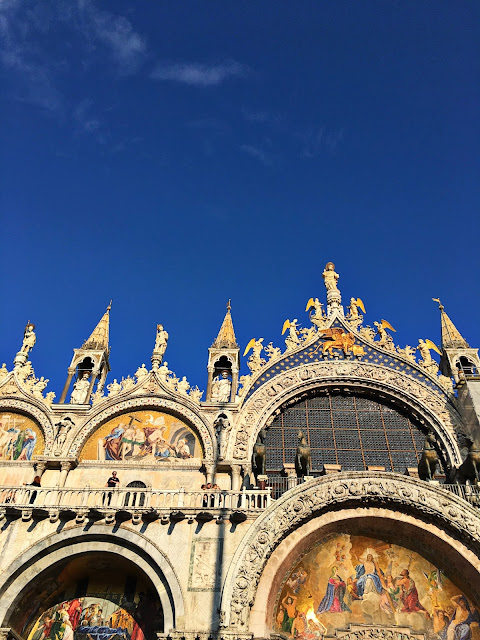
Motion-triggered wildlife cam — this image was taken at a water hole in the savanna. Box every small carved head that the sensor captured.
[325,262,335,271]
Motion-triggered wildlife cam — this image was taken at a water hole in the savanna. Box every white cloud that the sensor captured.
[151,60,248,87]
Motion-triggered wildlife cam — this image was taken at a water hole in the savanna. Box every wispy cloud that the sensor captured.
[240,144,276,167]
[73,98,101,134]
[151,60,248,87]
[0,0,147,114]
[79,3,147,75]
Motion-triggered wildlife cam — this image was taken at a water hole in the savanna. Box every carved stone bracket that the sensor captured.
[221,472,480,630]
[230,361,462,467]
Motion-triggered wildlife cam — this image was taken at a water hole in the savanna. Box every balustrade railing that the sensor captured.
[442,484,480,506]
[0,486,271,512]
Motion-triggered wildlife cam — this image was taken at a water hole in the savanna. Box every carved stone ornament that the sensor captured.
[329,624,425,640]
[221,472,480,629]
[230,360,462,466]
[68,395,216,461]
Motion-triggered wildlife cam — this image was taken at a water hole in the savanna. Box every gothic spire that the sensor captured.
[211,300,239,349]
[433,298,469,350]
[82,302,111,350]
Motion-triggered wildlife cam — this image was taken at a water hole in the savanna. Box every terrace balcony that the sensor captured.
[0,486,271,525]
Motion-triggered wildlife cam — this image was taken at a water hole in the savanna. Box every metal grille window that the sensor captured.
[265,392,426,474]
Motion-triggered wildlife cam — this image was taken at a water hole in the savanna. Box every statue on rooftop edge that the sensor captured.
[322,262,339,293]
[154,324,169,357]
[282,319,300,352]
[21,323,36,355]
[0,364,8,382]
[70,372,90,404]
[244,338,265,374]
[348,297,365,320]
[135,363,149,381]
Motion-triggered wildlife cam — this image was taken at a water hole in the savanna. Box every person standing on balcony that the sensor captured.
[105,471,120,506]
[23,475,41,504]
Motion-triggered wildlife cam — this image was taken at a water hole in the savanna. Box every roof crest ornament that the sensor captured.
[323,261,344,317]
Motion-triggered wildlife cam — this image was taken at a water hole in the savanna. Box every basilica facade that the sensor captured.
[0,263,479,640]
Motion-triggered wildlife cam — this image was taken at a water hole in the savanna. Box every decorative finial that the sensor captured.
[227,299,231,312]
[432,298,444,311]
[107,300,112,311]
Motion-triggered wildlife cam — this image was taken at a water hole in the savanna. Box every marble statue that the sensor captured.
[322,262,339,292]
[397,345,417,363]
[157,361,171,381]
[121,376,135,392]
[91,388,105,405]
[359,326,375,342]
[285,319,300,352]
[188,386,203,403]
[245,338,265,374]
[154,324,169,356]
[44,391,55,407]
[265,342,282,361]
[417,339,439,374]
[0,363,8,382]
[214,414,231,459]
[238,374,251,396]
[70,372,90,404]
[135,364,149,381]
[211,370,231,403]
[438,373,454,394]
[21,323,36,355]
[177,376,190,395]
[54,417,74,456]
[167,374,179,391]
[32,377,48,400]
[107,378,122,397]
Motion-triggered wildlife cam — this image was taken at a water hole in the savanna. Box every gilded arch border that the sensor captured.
[220,471,480,629]
[0,524,185,632]
[0,397,55,454]
[230,361,462,467]
[68,394,216,461]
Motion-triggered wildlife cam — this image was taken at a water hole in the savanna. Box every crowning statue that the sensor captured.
[417,339,441,375]
[282,319,300,352]
[151,323,169,370]
[21,323,36,355]
[243,338,265,374]
[70,372,91,404]
[211,370,231,403]
[322,262,342,315]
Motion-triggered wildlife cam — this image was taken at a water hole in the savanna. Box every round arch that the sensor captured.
[231,361,462,467]
[0,525,185,632]
[69,395,216,462]
[220,472,480,630]
[0,397,54,453]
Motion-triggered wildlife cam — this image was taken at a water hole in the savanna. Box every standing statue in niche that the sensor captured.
[54,417,74,456]
[154,324,169,357]
[211,370,231,403]
[214,414,231,460]
[70,372,90,404]
[322,262,339,292]
[21,323,36,355]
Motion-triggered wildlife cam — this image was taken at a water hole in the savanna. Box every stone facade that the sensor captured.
[0,270,479,640]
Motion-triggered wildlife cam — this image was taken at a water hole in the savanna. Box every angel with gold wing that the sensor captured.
[348,297,366,320]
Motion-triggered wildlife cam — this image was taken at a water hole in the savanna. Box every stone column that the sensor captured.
[86,368,99,404]
[59,461,73,487]
[283,463,297,489]
[231,464,242,491]
[59,368,76,404]
[206,366,214,402]
[34,461,47,479]
[230,367,239,402]
[205,463,215,485]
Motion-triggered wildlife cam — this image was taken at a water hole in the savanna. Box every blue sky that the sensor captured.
[1,1,479,397]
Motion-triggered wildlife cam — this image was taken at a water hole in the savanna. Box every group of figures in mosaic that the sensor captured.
[274,534,479,640]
